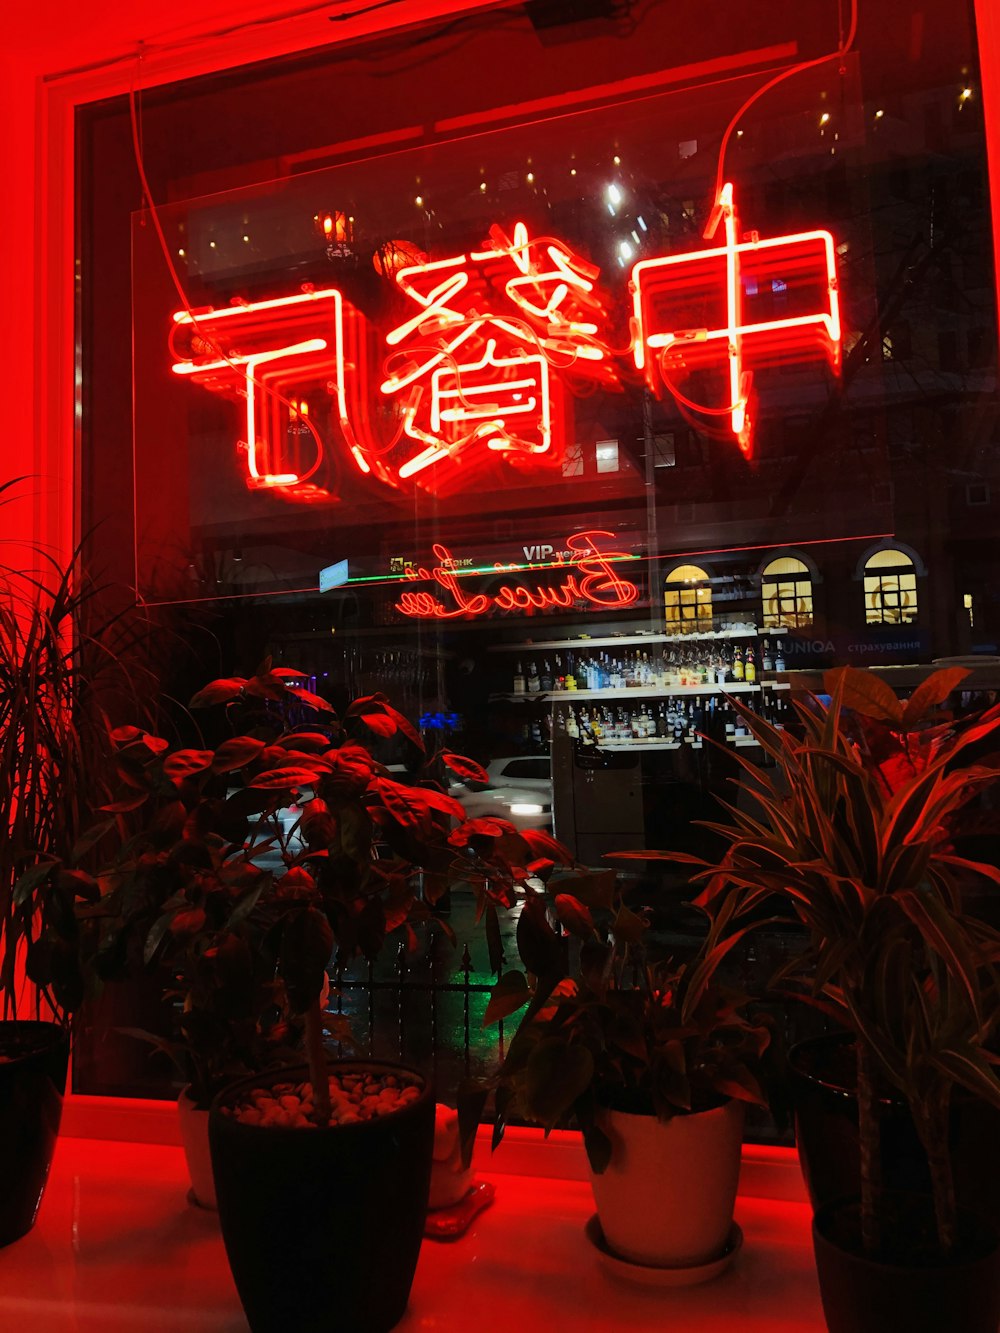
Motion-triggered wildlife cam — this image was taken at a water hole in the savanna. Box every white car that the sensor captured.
[449,756,553,831]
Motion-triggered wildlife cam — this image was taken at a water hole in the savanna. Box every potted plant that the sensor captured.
[96,660,500,1332]
[465,859,772,1275]
[689,666,1000,1332]
[0,521,137,1245]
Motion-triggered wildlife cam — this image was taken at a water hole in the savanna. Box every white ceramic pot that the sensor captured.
[177,1087,217,1209]
[589,1099,744,1267]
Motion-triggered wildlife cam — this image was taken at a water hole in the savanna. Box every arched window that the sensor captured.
[761,556,814,629]
[864,548,918,624]
[664,564,712,633]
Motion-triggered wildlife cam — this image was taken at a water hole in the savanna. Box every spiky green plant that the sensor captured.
[0,540,140,1024]
[688,666,1000,1257]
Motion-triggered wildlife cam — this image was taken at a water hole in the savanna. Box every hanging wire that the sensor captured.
[663,0,859,426]
[712,0,858,204]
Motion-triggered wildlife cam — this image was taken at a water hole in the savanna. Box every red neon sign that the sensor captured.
[170,194,840,496]
[394,530,640,620]
[630,183,841,457]
[378,222,618,483]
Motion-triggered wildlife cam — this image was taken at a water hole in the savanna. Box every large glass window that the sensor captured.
[76,0,998,1110]
[664,564,714,632]
[864,548,919,624]
[761,556,814,629]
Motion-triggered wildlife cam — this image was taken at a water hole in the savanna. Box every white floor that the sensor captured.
[0,1135,827,1331]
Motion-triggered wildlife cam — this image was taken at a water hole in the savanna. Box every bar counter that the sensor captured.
[0,1113,826,1331]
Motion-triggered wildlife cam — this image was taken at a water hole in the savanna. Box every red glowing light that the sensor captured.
[377,221,618,485]
[630,183,841,457]
[394,530,640,620]
[170,199,841,498]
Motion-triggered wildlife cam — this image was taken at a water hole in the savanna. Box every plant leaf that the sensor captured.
[190,678,247,708]
[212,736,267,773]
[163,749,215,782]
[553,894,597,939]
[441,752,489,784]
[901,668,970,729]
[827,666,903,724]
[484,970,531,1025]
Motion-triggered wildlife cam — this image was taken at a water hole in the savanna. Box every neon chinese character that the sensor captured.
[630,182,841,457]
[374,222,619,484]
[169,286,396,500]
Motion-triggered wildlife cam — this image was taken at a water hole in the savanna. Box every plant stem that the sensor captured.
[913,1091,957,1256]
[304,999,331,1125]
[856,1039,882,1256]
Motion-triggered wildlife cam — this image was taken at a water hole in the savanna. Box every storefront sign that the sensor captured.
[170,186,840,498]
[782,628,931,666]
[394,530,640,620]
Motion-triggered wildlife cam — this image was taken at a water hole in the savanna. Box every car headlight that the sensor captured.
[509,802,544,816]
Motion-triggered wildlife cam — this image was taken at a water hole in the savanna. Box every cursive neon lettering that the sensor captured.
[395,531,639,620]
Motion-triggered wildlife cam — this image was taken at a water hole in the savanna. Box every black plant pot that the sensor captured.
[209,1060,435,1333]
[813,1196,1000,1333]
[790,1034,1000,1230]
[0,1020,71,1247]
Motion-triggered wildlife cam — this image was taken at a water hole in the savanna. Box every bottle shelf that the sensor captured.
[489,627,788,653]
[555,683,762,701]
[491,682,774,702]
[574,734,762,752]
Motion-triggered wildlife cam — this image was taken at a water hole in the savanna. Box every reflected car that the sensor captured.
[449,755,553,831]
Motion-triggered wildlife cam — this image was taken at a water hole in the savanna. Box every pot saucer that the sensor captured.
[584,1216,743,1287]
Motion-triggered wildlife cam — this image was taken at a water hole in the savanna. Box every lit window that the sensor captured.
[864,548,918,624]
[665,563,712,633]
[762,556,813,629]
[561,441,585,477]
[595,439,619,474]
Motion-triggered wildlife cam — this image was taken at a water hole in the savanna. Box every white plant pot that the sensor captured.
[589,1099,744,1267]
[177,1087,217,1210]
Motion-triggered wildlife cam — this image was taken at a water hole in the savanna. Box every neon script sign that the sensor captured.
[394,530,640,620]
[170,186,839,497]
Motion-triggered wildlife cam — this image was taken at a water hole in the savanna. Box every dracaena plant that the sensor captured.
[94,660,516,1112]
[687,665,1000,1258]
[0,499,148,1024]
[458,858,771,1173]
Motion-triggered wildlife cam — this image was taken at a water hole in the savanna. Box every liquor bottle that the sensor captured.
[527,660,540,693]
[540,660,553,692]
[744,647,756,685]
[554,654,565,690]
[655,703,668,738]
[723,701,736,739]
[513,661,526,695]
[774,643,786,673]
[565,653,577,691]
[732,645,745,683]
[566,706,580,739]
[761,639,774,673]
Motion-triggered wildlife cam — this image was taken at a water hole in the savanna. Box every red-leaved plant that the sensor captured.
[94,661,573,1112]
